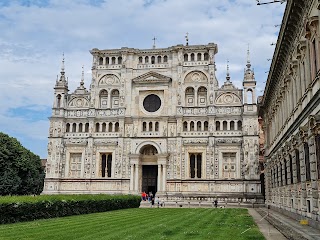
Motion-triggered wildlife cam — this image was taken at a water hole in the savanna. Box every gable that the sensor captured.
[215,93,242,105]
[132,71,171,85]
[68,97,90,108]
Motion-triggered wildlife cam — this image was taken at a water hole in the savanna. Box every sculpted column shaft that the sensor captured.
[158,164,162,192]
[162,164,167,192]
[130,164,134,191]
[135,164,139,192]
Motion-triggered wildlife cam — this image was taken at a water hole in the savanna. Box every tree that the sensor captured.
[0,132,45,195]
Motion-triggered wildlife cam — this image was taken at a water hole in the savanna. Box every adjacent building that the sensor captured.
[44,42,263,204]
[259,0,320,226]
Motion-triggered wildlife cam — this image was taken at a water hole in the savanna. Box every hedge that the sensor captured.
[0,194,141,224]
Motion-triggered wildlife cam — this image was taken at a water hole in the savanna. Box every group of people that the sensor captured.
[141,191,165,208]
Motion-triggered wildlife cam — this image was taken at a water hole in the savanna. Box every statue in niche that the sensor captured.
[163,125,167,136]
[177,93,181,105]
[209,93,214,104]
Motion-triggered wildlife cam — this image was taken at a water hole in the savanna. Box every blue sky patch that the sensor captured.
[8,105,51,122]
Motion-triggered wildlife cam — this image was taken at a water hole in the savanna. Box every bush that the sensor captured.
[0,194,141,224]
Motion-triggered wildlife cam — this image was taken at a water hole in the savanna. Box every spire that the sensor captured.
[59,53,66,82]
[80,65,84,87]
[246,44,251,69]
[226,59,231,83]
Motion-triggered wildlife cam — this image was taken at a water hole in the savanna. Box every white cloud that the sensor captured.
[0,0,286,157]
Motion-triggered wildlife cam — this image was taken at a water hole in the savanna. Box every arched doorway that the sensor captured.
[140,145,158,195]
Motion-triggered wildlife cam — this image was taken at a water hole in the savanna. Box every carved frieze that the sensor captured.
[94,139,118,146]
[183,139,208,145]
[64,138,88,146]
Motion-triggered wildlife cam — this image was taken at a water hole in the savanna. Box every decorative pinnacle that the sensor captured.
[246,44,251,69]
[61,53,65,74]
[80,65,84,86]
[226,59,231,82]
[152,36,157,49]
[185,32,189,46]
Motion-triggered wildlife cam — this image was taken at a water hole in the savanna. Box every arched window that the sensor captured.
[145,56,149,63]
[204,121,208,131]
[185,87,195,106]
[143,122,147,131]
[95,123,100,132]
[247,89,253,104]
[184,54,188,62]
[102,123,106,132]
[190,53,195,61]
[85,123,89,132]
[66,123,70,132]
[111,89,119,108]
[72,123,76,132]
[56,94,61,108]
[149,122,153,131]
[115,122,119,132]
[237,121,242,131]
[139,56,143,63]
[108,122,113,132]
[190,121,195,131]
[197,121,201,131]
[197,87,207,106]
[183,121,188,131]
[118,57,122,64]
[216,121,220,131]
[223,121,227,130]
[197,53,201,61]
[230,121,235,130]
[204,53,209,61]
[78,123,83,133]
[164,55,168,63]
[99,57,103,65]
[304,142,311,181]
[111,57,116,64]
[155,122,159,131]
[157,56,161,63]
[295,149,301,183]
[151,56,155,64]
[190,154,195,178]
[106,57,109,65]
[99,90,108,108]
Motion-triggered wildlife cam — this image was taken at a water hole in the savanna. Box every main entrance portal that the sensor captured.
[142,165,157,194]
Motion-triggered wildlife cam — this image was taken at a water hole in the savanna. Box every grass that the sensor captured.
[0,208,265,240]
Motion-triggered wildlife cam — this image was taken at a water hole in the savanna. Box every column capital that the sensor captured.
[129,154,140,165]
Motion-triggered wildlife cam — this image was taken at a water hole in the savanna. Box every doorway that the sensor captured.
[142,165,157,195]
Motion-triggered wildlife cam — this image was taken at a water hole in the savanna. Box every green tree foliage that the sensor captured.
[0,132,44,195]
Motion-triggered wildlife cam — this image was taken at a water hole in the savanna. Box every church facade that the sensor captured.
[44,43,262,203]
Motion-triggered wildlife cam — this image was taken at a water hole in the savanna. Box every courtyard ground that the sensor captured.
[0,208,264,240]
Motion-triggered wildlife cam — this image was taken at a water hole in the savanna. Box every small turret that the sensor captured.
[53,54,69,109]
[243,45,256,105]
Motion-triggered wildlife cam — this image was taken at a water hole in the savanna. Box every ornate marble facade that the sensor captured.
[44,42,262,203]
[259,0,320,226]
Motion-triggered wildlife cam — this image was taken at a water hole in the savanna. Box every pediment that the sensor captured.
[132,71,171,84]
[215,92,242,105]
[68,97,90,108]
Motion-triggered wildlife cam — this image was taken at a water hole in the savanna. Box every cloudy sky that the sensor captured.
[0,0,286,158]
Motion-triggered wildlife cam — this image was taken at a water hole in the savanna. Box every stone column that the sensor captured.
[309,134,319,215]
[299,143,307,215]
[157,164,162,192]
[129,154,140,194]
[130,164,134,191]
[157,154,169,193]
[162,164,167,191]
[135,164,139,192]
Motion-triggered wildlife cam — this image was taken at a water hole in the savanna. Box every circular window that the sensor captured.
[143,94,161,112]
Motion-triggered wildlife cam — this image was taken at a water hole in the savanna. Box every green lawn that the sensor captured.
[0,208,264,240]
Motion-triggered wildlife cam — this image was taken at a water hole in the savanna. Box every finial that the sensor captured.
[185,32,189,46]
[246,44,251,69]
[226,59,231,82]
[80,65,84,86]
[61,53,65,73]
[152,36,157,49]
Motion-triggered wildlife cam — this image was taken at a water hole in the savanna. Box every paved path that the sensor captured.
[248,208,287,240]
[252,208,320,240]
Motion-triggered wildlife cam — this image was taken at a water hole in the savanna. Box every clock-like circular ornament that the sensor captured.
[143,94,161,112]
